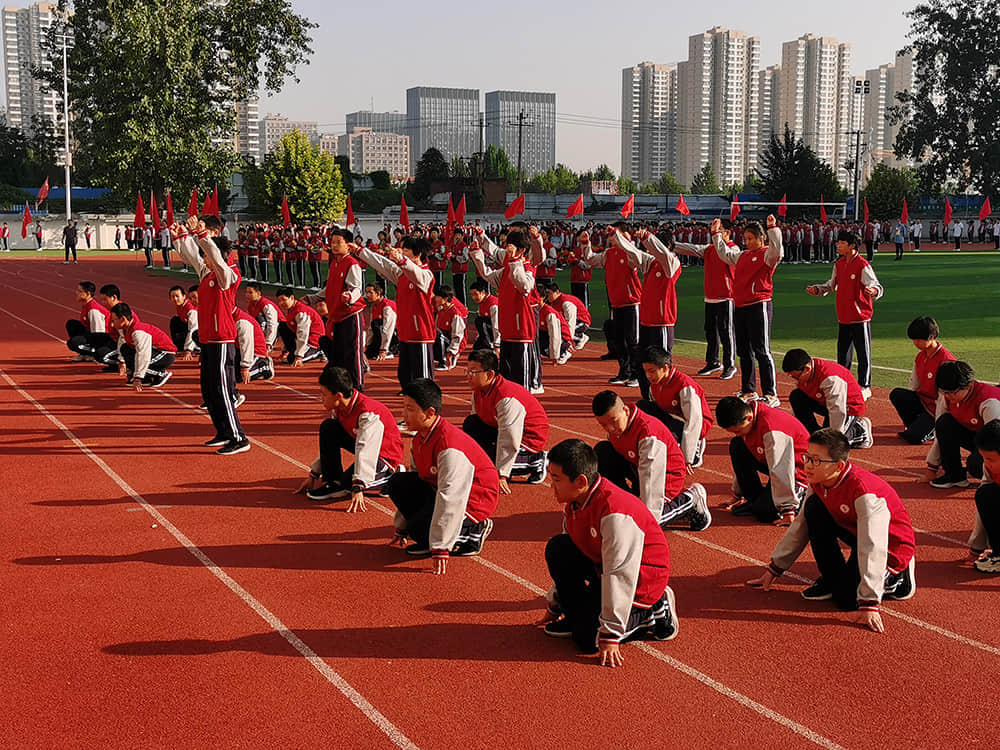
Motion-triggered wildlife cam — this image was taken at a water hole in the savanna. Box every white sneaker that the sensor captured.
[233,393,246,409]
[861,386,872,401]
[858,416,874,449]
[575,333,590,350]
[557,351,572,365]
[762,394,781,408]
[737,391,759,403]
[531,386,545,395]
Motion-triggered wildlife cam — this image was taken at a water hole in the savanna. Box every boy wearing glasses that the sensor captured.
[747,428,916,633]
[462,349,549,494]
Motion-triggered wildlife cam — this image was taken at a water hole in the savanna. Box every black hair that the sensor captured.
[434,285,454,301]
[468,349,498,373]
[716,396,753,428]
[539,279,560,293]
[975,419,1000,454]
[548,439,599,486]
[100,284,121,299]
[403,237,430,260]
[611,221,629,231]
[365,280,385,294]
[109,302,132,320]
[168,285,184,294]
[591,389,621,417]
[837,230,860,248]
[505,229,530,251]
[808,428,851,462]
[401,378,442,414]
[744,221,764,240]
[187,284,199,294]
[640,345,671,368]
[276,286,295,298]
[79,281,96,296]
[936,360,974,392]
[782,348,812,372]
[907,316,939,341]
[245,282,262,293]
[719,218,733,231]
[470,279,490,293]
[330,228,354,242]
[318,365,355,397]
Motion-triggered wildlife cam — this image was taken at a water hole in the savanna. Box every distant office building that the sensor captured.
[260,113,319,155]
[620,62,677,185]
[863,50,914,168]
[337,127,410,181]
[2,1,60,133]
[318,134,339,156]
[484,90,555,178]
[405,86,479,173]
[345,110,407,136]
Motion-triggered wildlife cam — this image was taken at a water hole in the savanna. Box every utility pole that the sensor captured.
[850,78,870,222]
[516,110,524,194]
[57,32,72,220]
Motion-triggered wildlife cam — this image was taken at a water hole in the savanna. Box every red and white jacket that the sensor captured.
[909,344,956,414]
[325,254,366,326]
[795,358,867,433]
[285,300,324,355]
[712,227,784,308]
[740,402,810,514]
[247,296,284,348]
[554,292,591,330]
[175,232,241,343]
[552,477,671,644]
[673,236,736,302]
[770,463,916,610]
[649,367,713,464]
[621,233,683,327]
[540,302,572,353]
[582,233,641,308]
[119,319,177,378]
[436,300,468,358]
[234,308,267,367]
[811,252,883,323]
[403,417,500,558]
[80,299,110,334]
[358,248,436,343]
[472,374,549,478]
[173,299,199,351]
[927,380,1000,467]
[471,247,537,342]
[366,297,398,354]
[476,293,500,348]
[607,405,687,520]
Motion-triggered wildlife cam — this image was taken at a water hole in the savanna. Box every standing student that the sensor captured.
[541,439,678,665]
[168,285,200,358]
[173,216,249,455]
[806,230,883,396]
[109,303,176,389]
[427,227,449,289]
[275,287,326,366]
[66,281,112,362]
[321,228,366,389]
[781,348,874,449]
[244,282,283,352]
[450,231,470,307]
[142,223,154,268]
[432,285,467,371]
[541,281,591,350]
[34,221,43,250]
[892,221,907,261]
[386,379,499,570]
[357,237,437,389]
[234,307,274,382]
[62,220,78,265]
[114,226,122,251]
[462,349,549,492]
[469,280,500,351]
[298,366,404,508]
[747,428,916,632]
[363,281,399,361]
[159,222,173,268]
[889,316,956,445]
[638,345,711,471]
[568,229,593,308]
[0,222,9,251]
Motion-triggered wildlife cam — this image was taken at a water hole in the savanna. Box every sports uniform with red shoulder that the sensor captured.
[641,367,712,466]
[789,358,871,448]
[323,252,367,389]
[464,374,549,480]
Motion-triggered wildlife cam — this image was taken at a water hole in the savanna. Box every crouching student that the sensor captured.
[747,428,916,633]
[462,349,549,493]
[591,391,710,531]
[782,348,873,449]
[298,366,404,511]
[386,378,499,571]
[638,345,712,471]
[234,307,274,382]
[67,281,112,362]
[432,285,467,371]
[971,421,1000,573]
[109,303,176,389]
[889,316,955,444]
[538,294,574,365]
[542,438,678,666]
[275,287,326,366]
[716,396,810,525]
[168,285,200,360]
[541,281,591,349]
[245,282,283,352]
[469,280,499,351]
[363,281,399,361]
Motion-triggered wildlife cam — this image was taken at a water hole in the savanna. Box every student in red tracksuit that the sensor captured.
[427,227,449,289]
[890,316,956,445]
[109,302,176,389]
[638,345,712,470]
[432,285,468,371]
[541,439,678,665]
[387,378,499,571]
[462,349,549,492]
[275,287,326,365]
[541,281,591,350]
[299,366,404,510]
[591,391,711,531]
[538,298,574,365]
[234,307,274,382]
[363,280,399,360]
[535,228,559,283]
[806,230,883,393]
[320,229,366,389]
[568,230,593,308]
[469,280,500,351]
[244,282,283,352]
[716,396,810,526]
[782,348,874,449]
[66,280,112,362]
[357,237,437,388]
[749,428,916,632]
[168,285,200,358]
[173,215,249,455]
[450,231,471,307]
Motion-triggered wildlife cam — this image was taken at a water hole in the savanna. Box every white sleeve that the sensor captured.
[636,436,667,521]
[357,248,403,284]
[133,329,153,378]
[561,300,577,332]
[763,430,799,514]
[508,259,534,295]
[677,386,704,464]
[352,411,385,488]
[471,247,501,287]
[262,306,278,347]
[87,309,106,333]
[672,241,709,259]
[489,304,500,347]
[184,309,198,351]
[769,510,811,572]
[195,235,237,289]
[175,235,206,274]
[981,399,1000,424]
[641,233,681,277]
[860,264,884,299]
[495,396,527,478]
[236,319,254,369]
[855,493,891,604]
[400,257,435,293]
[448,315,466,356]
[712,234,741,266]
[580,241,606,267]
[344,264,363,305]
[294,313,310,357]
[546,312,560,359]
[819,375,849,433]
[764,226,784,266]
[429,448,475,553]
[598,513,644,643]
[381,307,397,352]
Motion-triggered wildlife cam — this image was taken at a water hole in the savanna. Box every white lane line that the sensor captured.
[0,368,419,750]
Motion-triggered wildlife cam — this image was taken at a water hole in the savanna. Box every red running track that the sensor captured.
[1,256,998,748]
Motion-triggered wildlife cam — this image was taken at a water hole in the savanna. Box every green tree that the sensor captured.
[593,164,616,181]
[334,155,353,195]
[40,0,315,201]
[689,163,721,194]
[617,176,638,195]
[893,0,1000,192]
[260,130,345,222]
[862,163,920,220]
[484,144,517,186]
[756,126,845,214]
[0,121,60,186]
[653,173,686,194]
[450,155,470,179]
[369,170,392,191]
[410,147,449,202]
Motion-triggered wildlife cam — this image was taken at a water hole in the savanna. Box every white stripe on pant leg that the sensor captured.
[862,321,872,387]
[726,300,736,361]
[218,344,240,439]
[760,302,776,394]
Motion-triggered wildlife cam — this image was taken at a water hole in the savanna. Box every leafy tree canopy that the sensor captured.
[259,130,345,222]
[689,163,721,194]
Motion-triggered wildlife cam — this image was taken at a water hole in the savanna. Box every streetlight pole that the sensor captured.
[57,32,72,221]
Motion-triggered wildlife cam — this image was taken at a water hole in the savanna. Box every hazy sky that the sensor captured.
[4,0,918,172]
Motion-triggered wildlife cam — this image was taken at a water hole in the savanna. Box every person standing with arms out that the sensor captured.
[173,215,250,455]
[62,220,78,265]
[321,228,366,390]
[805,229,883,399]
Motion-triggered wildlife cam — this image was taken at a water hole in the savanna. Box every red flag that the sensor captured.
[944,197,953,226]
[165,191,175,226]
[202,192,212,217]
[400,195,410,229]
[979,197,992,221]
[863,198,869,225]
[730,197,740,222]
[819,196,827,223]
[675,194,690,216]
[901,198,909,225]
[281,195,291,228]
[21,202,32,239]
[504,194,525,220]
[565,194,584,219]
[188,188,199,217]
[778,194,787,218]
[345,195,355,227]
[455,195,466,226]
[620,194,634,218]
[150,192,161,233]
[211,184,220,217]
[134,193,146,228]
[36,177,50,209]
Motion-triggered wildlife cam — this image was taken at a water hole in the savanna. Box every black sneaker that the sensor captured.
[405,543,431,557]
[883,558,916,600]
[801,579,833,601]
[697,364,723,376]
[687,483,712,532]
[204,436,228,447]
[306,482,350,502]
[608,375,628,385]
[720,366,737,380]
[599,353,616,361]
[451,518,494,557]
[149,371,172,388]
[217,439,250,455]
[527,454,549,484]
[651,586,679,641]
[930,473,969,489]
[543,617,573,638]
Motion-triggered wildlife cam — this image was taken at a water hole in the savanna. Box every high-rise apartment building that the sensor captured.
[620,62,677,185]
[863,51,914,168]
[337,127,410,181]
[757,65,781,147]
[2,2,59,133]
[484,90,555,178]
[259,114,319,155]
[676,27,760,188]
[405,86,479,173]
[345,110,407,136]
[234,99,260,163]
